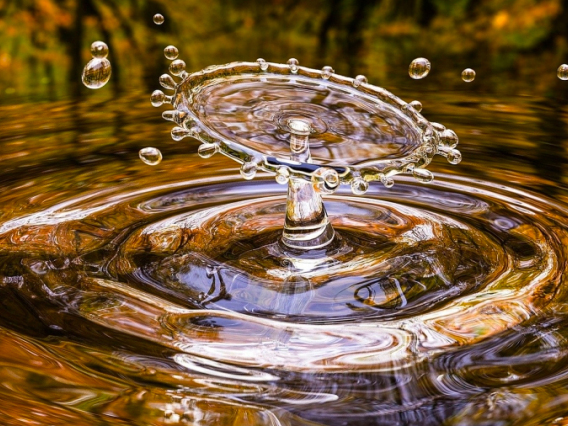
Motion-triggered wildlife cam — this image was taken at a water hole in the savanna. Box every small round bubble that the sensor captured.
[409,100,422,112]
[447,149,462,165]
[558,64,568,80]
[275,167,290,185]
[287,58,299,74]
[240,162,257,180]
[382,177,395,188]
[153,14,164,25]
[257,58,268,71]
[353,75,367,88]
[440,129,459,148]
[321,66,334,80]
[82,58,112,89]
[462,68,476,82]
[169,59,186,76]
[413,168,434,183]
[90,41,108,59]
[198,143,218,159]
[351,177,368,195]
[139,147,162,166]
[150,90,165,107]
[159,74,176,90]
[409,57,431,79]
[164,45,179,60]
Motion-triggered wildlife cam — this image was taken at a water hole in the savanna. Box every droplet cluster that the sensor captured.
[82,41,111,89]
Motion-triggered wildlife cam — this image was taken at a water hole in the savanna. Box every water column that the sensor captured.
[281,119,336,249]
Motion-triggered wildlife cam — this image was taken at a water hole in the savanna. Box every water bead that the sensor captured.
[321,66,334,80]
[153,14,164,25]
[198,143,218,159]
[351,177,369,195]
[257,58,268,71]
[159,74,176,90]
[447,149,462,165]
[409,100,422,112]
[240,162,257,180]
[82,58,112,89]
[164,45,179,60]
[171,126,191,141]
[440,129,459,148]
[382,177,395,188]
[139,147,162,166]
[462,68,476,82]
[353,75,368,88]
[150,90,166,107]
[413,168,434,183]
[90,41,108,59]
[287,58,299,74]
[409,57,431,79]
[275,167,290,184]
[558,64,568,80]
[169,59,186,76]
[312,167,340,194]
[431,122,446,132]
[162,110,187,125]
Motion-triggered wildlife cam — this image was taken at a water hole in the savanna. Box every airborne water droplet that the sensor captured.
[409,58,431,79]
[558,64,568,80]
[169,59,186,76]
[150,90,166,107]
[164,45,179,60]
[139,147,162,166]
[82,58,112,89]
[462,68,476,82]
[153,14,164,25]
[90,41,108,59]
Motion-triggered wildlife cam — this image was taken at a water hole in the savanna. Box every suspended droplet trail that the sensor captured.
[82,41,111,89]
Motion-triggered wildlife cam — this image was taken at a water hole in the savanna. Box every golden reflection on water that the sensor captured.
[1,90,568,425]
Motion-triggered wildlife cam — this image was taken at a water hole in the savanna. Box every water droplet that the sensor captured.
[153,14,164,25]
[82,58,112,89]
[150,90,166,107]
[312,167,339,194]
[164,45,179,60]
[351,177,368,195]
[169,59,186,76]
[162,110,186,124]
[409,57,431,79]
[382,176,395,188]
[447,149,462,164]
[139,147,162,166]
[171,126,191,141]
[440,129,459,148]
[257,58,268,71]
[409,100,422,112]
[90,41,108,59]
[321,66,334,80]
[240,162,257,180]
[159,74,176,90]
[275,166,289,184]
[198,143,217,158]
[462,68,476,82]
[353,75,368,88]
[413,168,434,183]
[558,64,568,80]
[287,58,299,74]
[431,122,446,132]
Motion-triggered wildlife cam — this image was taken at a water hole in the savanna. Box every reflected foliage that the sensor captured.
[1,0,567,100]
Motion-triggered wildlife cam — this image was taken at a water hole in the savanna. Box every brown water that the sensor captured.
[1,83,568,426]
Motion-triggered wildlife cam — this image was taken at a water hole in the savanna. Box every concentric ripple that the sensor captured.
[0,173,565,376]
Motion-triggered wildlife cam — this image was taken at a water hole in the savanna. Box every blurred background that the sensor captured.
[1,0,568,101]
